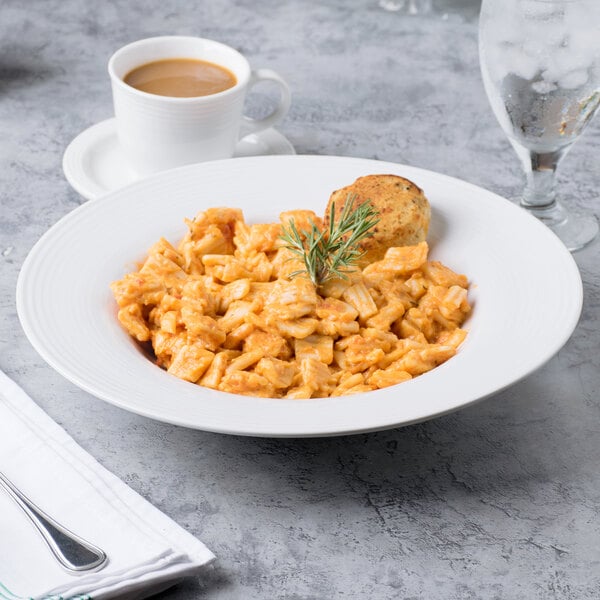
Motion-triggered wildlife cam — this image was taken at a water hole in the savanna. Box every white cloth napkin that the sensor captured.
[0,370,215,600]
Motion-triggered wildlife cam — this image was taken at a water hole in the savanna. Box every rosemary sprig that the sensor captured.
[280,194,380,288]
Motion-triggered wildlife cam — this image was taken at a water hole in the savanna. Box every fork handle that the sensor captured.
[0,470,108,573]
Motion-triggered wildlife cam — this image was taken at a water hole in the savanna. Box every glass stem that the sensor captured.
[519,149,564,210]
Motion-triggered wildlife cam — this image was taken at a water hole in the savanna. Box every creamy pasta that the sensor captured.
[110,207,470,398]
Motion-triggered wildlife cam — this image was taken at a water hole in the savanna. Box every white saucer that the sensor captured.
[62,118,296,201]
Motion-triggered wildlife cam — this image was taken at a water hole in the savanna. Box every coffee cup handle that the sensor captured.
[239,69,291,138]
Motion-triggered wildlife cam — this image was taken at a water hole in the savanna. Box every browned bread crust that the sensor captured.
[324,174,431,265]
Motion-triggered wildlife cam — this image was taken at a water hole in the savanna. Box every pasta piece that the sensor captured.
[314,320,340,337]
[382,242,429,273]
[275,318,319,339]
[219,371,275,398]
[315,297,359,322]
[269,247,304,280]
[181,313,226,350]
[404,273,429,300]
[336,335,386,374]
[439,285,470,321]
[265,278,318,321]
[376,338,424,369]
[390,345,456,376]
[360,328,398,353]
[337,384,375,395]
[202,254,230,267]
[317,319,360,337]
[279,209,323,232]
[401,307,436,341]
[243,331,291,360]
[182,207,242,247]
[193,224,233,256]
[140,252,186,283]
[377,279,416,310]
[156,293,183,314]
[147,237,185,268]
[431,310,455,331]
[365,303,406,331]
[181,279,218,317]
[421,261,468,288]
[342,281,378,320]
[236,250,273,282]
[117,304,150,342]
[199,350,238,389]
[368,368,412,389]
[255,357,297,389]
[180,241,205,276]
[294,335,334,365]
[235,222,282,254]
[299,357,336,396]
[331,373,365,396]
[394,319,429,344]
[168,344,214,382]
[362,242,428,276]
[361,270,390,288]
[219,279,252,312]
[226,349,264,372]
[110,273,166,307]
[152,330,187,368]
[284,385,313,399]
[318,276,353,299]
[244,281,272,306]
[159,310,179,334]
[232,220,251,253]
[223,322,255,350]
[436,328,467,348]
[206,256,254,283]
[218,300,259,332]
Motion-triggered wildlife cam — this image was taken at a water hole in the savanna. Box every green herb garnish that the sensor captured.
[280,194,379,288]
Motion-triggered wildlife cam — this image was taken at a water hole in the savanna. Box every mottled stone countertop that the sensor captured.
[1,1,599,598]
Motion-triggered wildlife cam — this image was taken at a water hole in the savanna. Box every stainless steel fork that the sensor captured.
[0,470,108,573]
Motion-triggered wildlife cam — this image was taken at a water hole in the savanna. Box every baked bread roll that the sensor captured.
[324,174,431,265]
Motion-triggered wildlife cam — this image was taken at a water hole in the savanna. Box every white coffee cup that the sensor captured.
[108,36,291,176]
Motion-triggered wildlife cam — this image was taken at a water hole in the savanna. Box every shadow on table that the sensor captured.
[160,566,231,600]
[434,0,481,19]
[381,0,481,19]
[0,46,57,95]
[441,0,481,13]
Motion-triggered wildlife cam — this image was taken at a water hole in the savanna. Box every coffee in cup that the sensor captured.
[108,36,291,176]
[123,58,237,98]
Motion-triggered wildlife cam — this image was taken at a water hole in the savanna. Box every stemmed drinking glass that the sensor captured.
[479,0,600,251]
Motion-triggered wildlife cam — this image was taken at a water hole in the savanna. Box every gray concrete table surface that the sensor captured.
[1,1,599,598]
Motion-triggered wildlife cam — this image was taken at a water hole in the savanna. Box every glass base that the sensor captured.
[517,199,599,252]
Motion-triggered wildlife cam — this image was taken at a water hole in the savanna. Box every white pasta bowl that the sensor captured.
[16,155,582,437]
